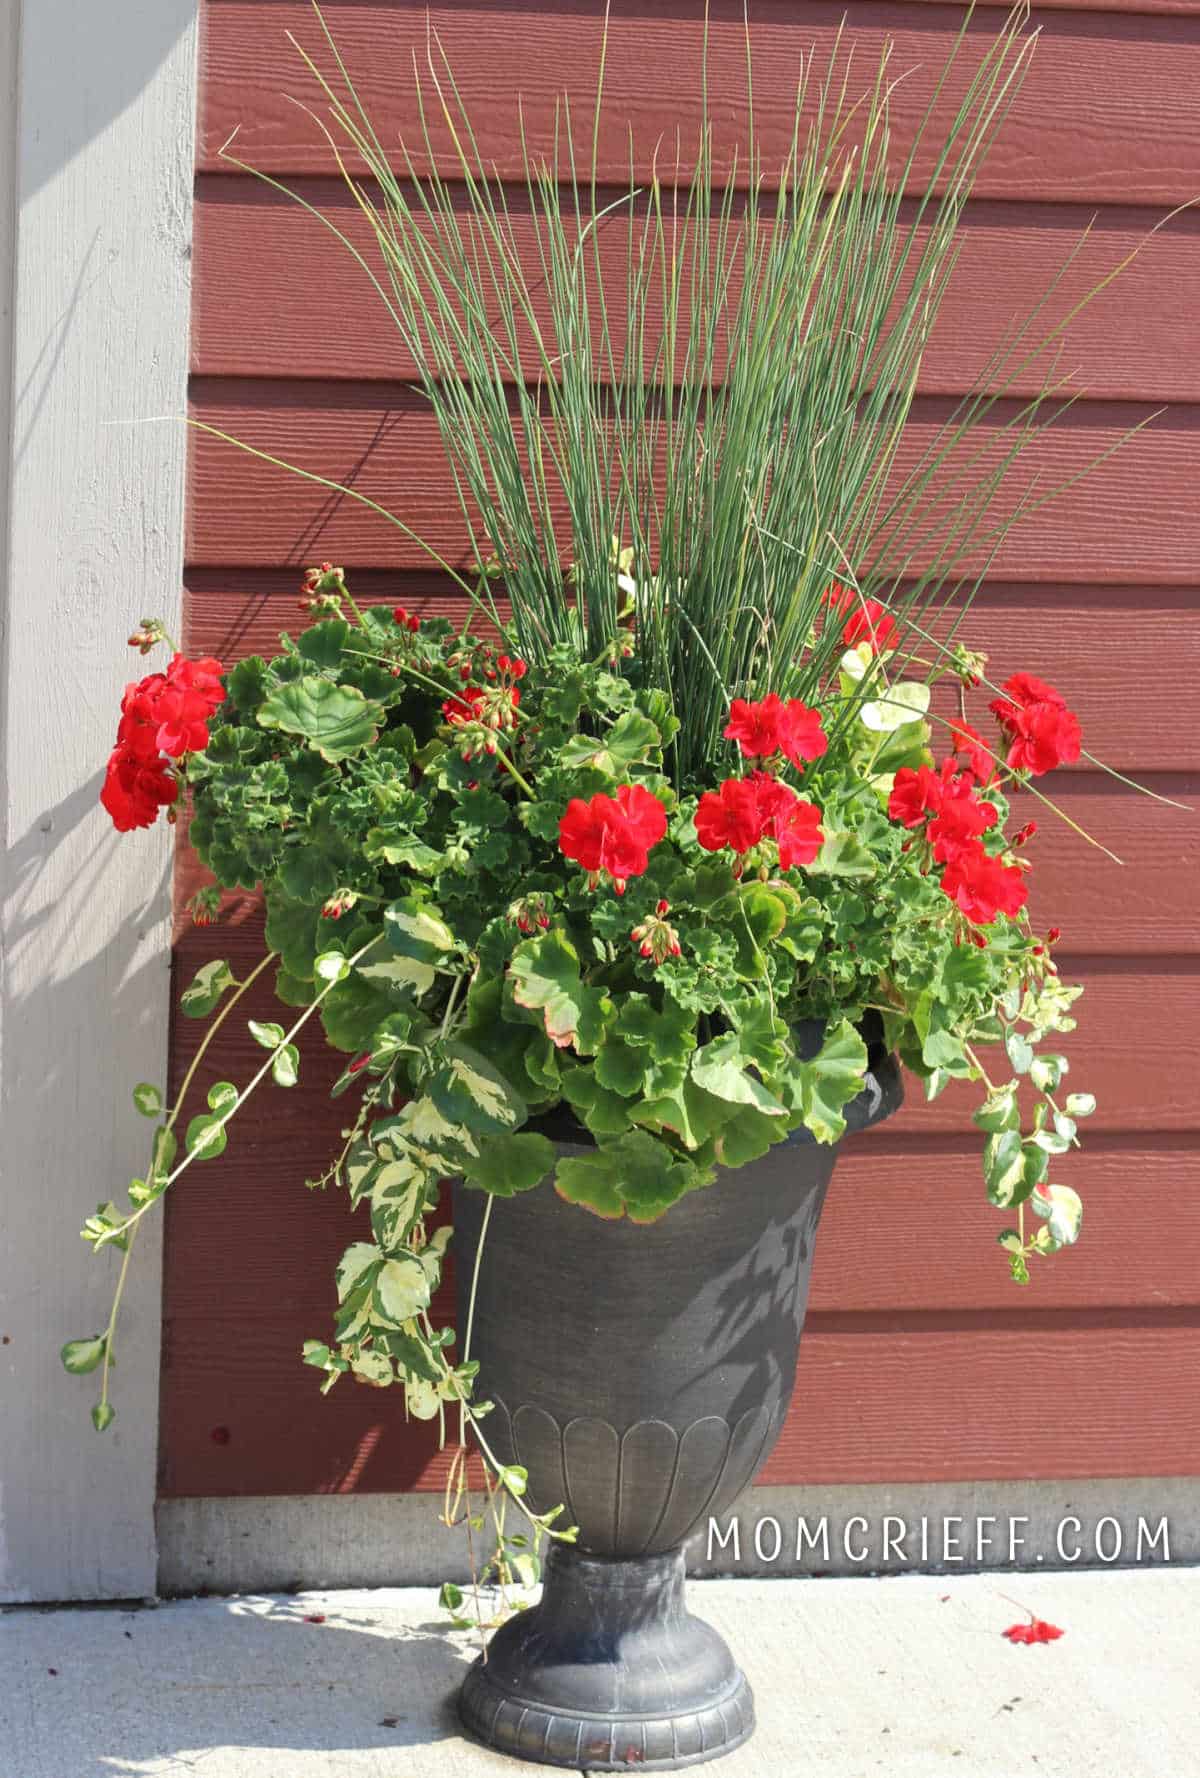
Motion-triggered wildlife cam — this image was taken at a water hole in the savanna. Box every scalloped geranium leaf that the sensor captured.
[561,1066,634,1136]
[257,675,383,763]
[508,930,614,1054]
[783,1018,869,1144]
[1030,1182,1083,1248]
[807,831,876,879]
[555,1130,699,1222]
[629,1077,730,1152]
[461,1131,557,1196]
[691,1033,787,1118]
[558,710,659,775]
[297,618,350,667]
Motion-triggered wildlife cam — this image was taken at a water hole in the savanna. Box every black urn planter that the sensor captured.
[454,1026,903,1771]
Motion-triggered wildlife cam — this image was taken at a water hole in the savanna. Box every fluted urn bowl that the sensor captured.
[454,1022,903,1770]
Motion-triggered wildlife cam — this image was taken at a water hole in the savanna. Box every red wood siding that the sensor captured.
[162,0,1200,1499]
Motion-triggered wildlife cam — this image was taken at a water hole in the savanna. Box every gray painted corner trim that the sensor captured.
[157,1477,1198,1596]
[0,1,199,1602]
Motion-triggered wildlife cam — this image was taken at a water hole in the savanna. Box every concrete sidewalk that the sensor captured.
[3,1568,1196,1777]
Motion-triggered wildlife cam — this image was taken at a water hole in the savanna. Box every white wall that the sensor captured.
[0,0,199,1601]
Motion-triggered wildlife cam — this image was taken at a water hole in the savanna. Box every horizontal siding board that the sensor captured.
[182,573,1200,774]
[186,386,1200,582]
[159,1257,1200,1491]
[199,3,1200,205]
[192,183,1200,402]
[757,1321,1200,1484]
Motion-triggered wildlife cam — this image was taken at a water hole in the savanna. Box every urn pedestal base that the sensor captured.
[457,1546,753,1771]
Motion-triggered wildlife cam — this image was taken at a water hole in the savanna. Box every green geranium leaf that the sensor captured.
[61,1336,107,1376]
[559,710,659,775]
[561,1067,632,1136]
[617,995,694,1064]
[807,831,876,879]
[555,1130,700,1222]
[258,675,383,763]
[784,1019,869,1144]
[180,959,235,1019]
[691,1033,787,1118]
[593,1035,650,1097]
[630,1078,731,1151]
[264,895,320,981]
[713,1104,783,1169]
[461,1131,556,1196]
[280,847,338,907]
[297,618,350,667]
[509,930,614,1055]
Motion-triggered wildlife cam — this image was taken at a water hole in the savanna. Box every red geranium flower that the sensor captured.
[723,694,827,768]
[989,673,1081,776]
[775,797,825,869]
[926,777,998,864]
[100,652,224,831]
[949,719,998,787]
[940,840,1028,924]
[151,654,227,758]
[100,746,178,832]
[887,765,945,829]
[696,773,824,869]
[823,582,897,652]
[695,778,765,855]
[558,783,668,889]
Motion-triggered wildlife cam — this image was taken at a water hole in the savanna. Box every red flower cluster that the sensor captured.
[724,694,827,768]
[100,653,225,832]
[392,605,422,633]
[695,772,824,869]
[558,783,668,892]
[888,762,1026,925]
[989,673,1081,776]
[823,582,897,652]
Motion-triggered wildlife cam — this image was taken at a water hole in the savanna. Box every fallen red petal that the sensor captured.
[1003,1618,1064,1644]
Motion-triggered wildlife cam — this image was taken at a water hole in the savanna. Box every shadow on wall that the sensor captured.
[15,1,195,202]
